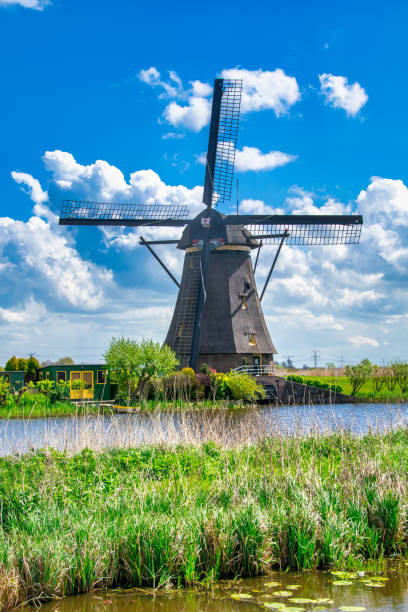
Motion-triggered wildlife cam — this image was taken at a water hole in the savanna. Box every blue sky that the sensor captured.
[0,0,407,367]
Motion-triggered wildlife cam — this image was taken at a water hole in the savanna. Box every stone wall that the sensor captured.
[256,375,357,405]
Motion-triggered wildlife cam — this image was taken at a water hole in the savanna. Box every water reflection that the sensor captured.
[1,403,408,456]
[25,568,408,611]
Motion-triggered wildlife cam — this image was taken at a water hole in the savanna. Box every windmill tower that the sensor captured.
[59,78,362,372]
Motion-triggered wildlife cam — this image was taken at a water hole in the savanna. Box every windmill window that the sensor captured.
[241,295,247,310]
[57,371,66,383]
[248,333,257,346]
[189,258,194,269]
[178,325,184,337]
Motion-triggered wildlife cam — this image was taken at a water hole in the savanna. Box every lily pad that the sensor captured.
[368,576,388,581]
[332,580,353,586]
[265,582,281,587]
[273,590,293,597]
[364,582,385,588]
[289,598,316,604]
[339,607,366,611]
[230,593,252,599]
[263,604,287,610]
[286,584,301,589]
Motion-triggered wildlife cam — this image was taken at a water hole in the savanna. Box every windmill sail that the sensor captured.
[202,79,242,208]
[59,200,190,226]
[224,214,363,245]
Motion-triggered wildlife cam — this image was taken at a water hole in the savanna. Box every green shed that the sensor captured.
[0,371,25,392]
[37,364,113,401]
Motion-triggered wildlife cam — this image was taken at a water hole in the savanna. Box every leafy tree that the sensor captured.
[345,360,372,395]
[393,362,408,394]
[17,358,28,372]
[55,357,75,365]
[5,356,19,371]
[26,356,40,382]
[104,337,178,404]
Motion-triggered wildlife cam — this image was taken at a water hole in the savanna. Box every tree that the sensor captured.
[5,356,19,371]
[345,360,372,395]
[326,362,335,369]
[17,358,28,372]
[104,337,178,404]
[26,356,40,382]
[55,357,75,365]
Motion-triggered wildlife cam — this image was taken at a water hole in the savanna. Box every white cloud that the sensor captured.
[239,199,285,215]
[0,0,49,8]
[197,146,296,173]
[220,67,301,115]
[140,66,300,132]
[319,73,368,116]
[138,67,182,98]
[162,132,185,140]
[0,297,46,324]
[347,335,379,348]
[235,146,296,172]
[163,96,211,132]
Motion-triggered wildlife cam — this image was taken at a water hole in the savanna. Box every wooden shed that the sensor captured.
[37,364,113,401]
[0,371,25,391]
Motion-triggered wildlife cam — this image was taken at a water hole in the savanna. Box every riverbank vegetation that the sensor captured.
[1,428,408,606]
[292,360,408,402]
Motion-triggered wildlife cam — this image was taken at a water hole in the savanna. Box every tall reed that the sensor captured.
[1,425,408,607]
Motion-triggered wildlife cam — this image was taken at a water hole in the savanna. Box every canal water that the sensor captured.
[1,402,407,456]
[23,566,408,611]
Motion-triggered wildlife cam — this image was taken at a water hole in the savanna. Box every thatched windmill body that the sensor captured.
[59,79,362,372]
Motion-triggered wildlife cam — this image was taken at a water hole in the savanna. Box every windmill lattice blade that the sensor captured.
[203,79,242,208]
[59,200,190,226]
[225,214,363,245]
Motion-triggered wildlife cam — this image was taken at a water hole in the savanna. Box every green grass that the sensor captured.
[1,429,408,606]
[0,392,102,419]
[300,376,408,401]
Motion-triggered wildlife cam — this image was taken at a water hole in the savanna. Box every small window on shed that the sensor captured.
[39,371,43,380]
[241,295,247,310]
[0,372,10,383]
[248,333,256,346]
[97,370,106,384]
[45,371,50,380]
[57,371,66,383]
[178,325,184,337]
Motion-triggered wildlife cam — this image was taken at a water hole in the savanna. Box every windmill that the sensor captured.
[59,78,362,372]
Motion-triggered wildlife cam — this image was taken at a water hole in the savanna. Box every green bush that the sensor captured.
[287,375,343,394]
[0,376,11,406]
[224,371,266,401]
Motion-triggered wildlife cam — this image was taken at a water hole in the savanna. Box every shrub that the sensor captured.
[224,371,266,401]
[0,377,11,406]
[345,361,373,395]
[162,371,195,401]
[36,379,55,394]
[287,374,304,384]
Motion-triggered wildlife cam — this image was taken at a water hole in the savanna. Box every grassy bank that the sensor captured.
[1,428,408,607]
[0,393,106,419]
[299,375,408,402]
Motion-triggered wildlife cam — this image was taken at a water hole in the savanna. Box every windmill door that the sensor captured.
[70,371,94,400]
[253,355,262,375]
